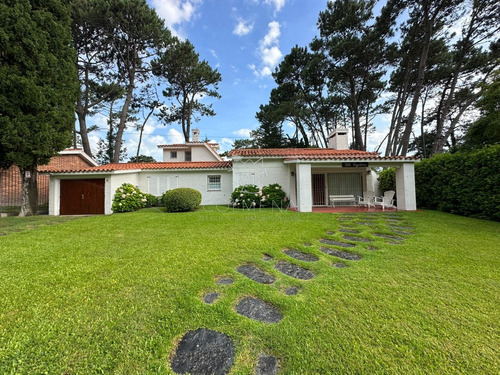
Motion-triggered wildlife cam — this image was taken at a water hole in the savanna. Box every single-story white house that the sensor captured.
[44,129,417,215]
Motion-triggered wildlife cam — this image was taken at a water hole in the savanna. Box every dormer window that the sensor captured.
[170,151,177,159]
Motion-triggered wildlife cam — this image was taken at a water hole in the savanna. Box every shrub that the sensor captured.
[378,168,396,193]
[231,184,260,208]
[231,183,289,209]
[144,194,158,207]
[162,188,202,212]
[112,183,146,213]
[415,145,500,221]
[261,183,289,208]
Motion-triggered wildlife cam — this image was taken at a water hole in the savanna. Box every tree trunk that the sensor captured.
[19,164,38,217]
[136,106,155,158]
[76,108,93,158]
[113,79,134,163]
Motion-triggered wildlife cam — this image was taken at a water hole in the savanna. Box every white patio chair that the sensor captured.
[374,190,396,211]
[358,191,375,208]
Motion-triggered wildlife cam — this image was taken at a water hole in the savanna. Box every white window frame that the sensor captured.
[207,175,221,191]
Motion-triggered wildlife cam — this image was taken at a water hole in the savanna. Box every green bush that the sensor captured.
[112,183,146,213]
[261,183,289,208]
[231,184,260,208]
[231,184,289,209]
[161,188,202,212]
[378,168,396,193]
[415,145,500,221]
[144,194,158,207]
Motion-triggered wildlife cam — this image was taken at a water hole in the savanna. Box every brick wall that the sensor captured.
[0,152,95,213]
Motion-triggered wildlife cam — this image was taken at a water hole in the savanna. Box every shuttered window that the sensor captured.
[327,173,363,197]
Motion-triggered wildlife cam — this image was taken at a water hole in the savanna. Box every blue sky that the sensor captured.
[88,1,382,161]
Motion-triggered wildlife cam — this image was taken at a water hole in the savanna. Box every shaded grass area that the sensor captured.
[0,215,80,235]
[0,208,499,374]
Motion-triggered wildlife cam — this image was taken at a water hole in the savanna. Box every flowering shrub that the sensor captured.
[111,183,146,213]
[231,184,260,208]
[261,183,289,208]
[231,183,289,209]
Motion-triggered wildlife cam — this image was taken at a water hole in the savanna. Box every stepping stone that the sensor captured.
[256,354,279,375]
[274,261,315,280]
[358,222,376,226]
[319,238,355,248]
[283,249,319,262]
[320,247,361,261]
[216,277,234,285]
[262,254,273,261]
[0,233,6,236]
[367,246,378,251]
[237,265,275,284]
[285,286,300,296]
[342,235,373,243]
[339,228,360,234]
[203,292,220,304]
[326,231,334,235]
[338,217,352,221]
[171,328,235,375]
[333,263,348,268]
[373,233,403,241]
[236,297,282,323]
[303,243,312,247]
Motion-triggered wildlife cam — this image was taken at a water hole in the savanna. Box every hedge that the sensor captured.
[161,188,202,212]
[415,145,500,221]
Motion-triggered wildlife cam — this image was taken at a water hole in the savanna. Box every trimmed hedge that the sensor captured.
[415,145,500,221]
[378,168,396,193]
[161,188,202,212]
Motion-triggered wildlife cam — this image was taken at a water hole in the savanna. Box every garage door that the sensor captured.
[60,179,105,215]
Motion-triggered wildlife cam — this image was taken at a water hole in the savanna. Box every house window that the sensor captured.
[208,175,221,191]
[170,151,177,159]
[185,151,191,161]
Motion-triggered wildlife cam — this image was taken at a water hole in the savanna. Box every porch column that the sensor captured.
[395,163,417,211]
[296,163,312,212]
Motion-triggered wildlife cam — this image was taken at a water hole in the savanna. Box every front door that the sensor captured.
[60,179,105,215]
[312,174,326,205]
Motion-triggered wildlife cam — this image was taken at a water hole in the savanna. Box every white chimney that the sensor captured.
[328,128,349,150]
[192,128,200,142]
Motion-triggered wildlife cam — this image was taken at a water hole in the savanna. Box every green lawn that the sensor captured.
[0,208,499,374]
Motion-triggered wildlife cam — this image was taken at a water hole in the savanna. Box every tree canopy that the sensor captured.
[0,0,78,215]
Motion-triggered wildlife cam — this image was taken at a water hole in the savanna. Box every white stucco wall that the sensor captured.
[232,158,291,193]
[137,170,232,205]
[163,149,186,162]
[395,163,417,210]
[191,145,219,162]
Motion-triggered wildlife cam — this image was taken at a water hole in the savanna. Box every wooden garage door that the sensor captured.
[60,179,105,215]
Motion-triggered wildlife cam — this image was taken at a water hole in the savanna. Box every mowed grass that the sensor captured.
[0,208,499,374]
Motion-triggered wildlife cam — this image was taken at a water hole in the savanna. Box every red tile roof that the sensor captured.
[229,148,416,161]
[42,161,232,174]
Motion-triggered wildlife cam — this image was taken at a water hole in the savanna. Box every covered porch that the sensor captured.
[289,159,417,213]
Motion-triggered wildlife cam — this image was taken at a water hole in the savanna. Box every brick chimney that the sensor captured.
[328,128,349,150]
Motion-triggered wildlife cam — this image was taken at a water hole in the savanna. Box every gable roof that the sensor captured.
[228,148,416,161]
[42,161,232,174]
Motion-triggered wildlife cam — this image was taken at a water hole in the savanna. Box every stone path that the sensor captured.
[171,212,413,374]
[237,264,276,284]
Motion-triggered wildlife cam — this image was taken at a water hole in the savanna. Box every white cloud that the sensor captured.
[233,18,254,36]
[151,0,203,37]
[209,49,218,58]
[260,21,280,47]
[233,128,253,138]
[219,137,235,152]
[166,128,185,144]
[264,0,287,12]
[261,46,282,67]
[250,21,283,78]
